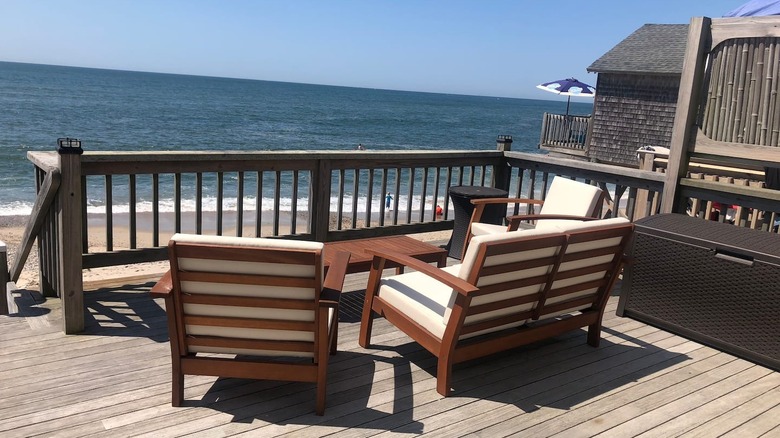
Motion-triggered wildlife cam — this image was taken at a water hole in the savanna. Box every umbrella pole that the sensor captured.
[565,96,571,115]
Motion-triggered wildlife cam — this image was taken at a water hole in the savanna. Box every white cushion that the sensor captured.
[470,222,507,236]
[539,177,602,217]
[171,233,324,251]
[169,234,328,357]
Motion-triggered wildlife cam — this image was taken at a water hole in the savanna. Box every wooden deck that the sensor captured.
[1,270,779,437]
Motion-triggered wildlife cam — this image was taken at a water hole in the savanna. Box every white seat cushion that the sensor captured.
[470,222,507,236]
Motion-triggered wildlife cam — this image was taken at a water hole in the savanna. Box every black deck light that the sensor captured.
[57,137,83,154]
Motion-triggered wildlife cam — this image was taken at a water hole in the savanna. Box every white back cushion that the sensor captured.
[537,177,603,228]
[170,234,325,356]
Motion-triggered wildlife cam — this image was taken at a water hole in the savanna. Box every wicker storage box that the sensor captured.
[618,213,780,371]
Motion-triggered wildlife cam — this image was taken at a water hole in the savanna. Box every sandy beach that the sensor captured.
[0,212,451,292]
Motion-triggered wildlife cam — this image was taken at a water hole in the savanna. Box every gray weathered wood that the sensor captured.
[0,278,775,437]
[662,17,711,214]
[57,151,84,334]
[9,169,60,282]
[0,242,7,315]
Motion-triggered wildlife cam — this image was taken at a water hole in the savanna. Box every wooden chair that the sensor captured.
[150,234,350,416]
[462,176,605,258]
[359,217,633,396]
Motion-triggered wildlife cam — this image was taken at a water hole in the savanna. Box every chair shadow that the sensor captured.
[185,351,425,433]
[81,281,169,342]
[367,323,689,418]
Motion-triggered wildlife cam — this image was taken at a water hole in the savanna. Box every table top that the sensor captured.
[323,235,447,274]
[448,185,508,198]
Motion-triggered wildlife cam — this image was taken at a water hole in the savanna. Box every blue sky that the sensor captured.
[1,0,746,99]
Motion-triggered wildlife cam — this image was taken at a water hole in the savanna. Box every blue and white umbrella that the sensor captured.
[724,0,780,17]
[536,77,596,115]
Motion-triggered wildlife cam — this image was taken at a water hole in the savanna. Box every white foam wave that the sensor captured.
[0,193,450,217]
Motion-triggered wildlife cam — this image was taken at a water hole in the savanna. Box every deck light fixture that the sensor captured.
[57,137,83,155]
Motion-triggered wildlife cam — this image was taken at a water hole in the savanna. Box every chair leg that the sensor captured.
[330,314,339,355]
[315,362,328,416]
[587,322,602,347]
[358,310,374,348]
[436,359,453,397]
[172,368,184,407]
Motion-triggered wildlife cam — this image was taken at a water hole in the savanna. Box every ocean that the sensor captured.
[0,61,593,216]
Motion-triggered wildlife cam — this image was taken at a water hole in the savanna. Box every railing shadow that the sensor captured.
[82,282,169,342]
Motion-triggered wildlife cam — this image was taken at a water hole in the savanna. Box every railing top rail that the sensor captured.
[26,152,59,173]
[29,149,502,162]
[504,150,666,186]
[28,150,505,174]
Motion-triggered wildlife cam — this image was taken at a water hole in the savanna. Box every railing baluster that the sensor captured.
[379,168,388,226]
[350,169,359,229]
[153,174,159,247]
[366,169,374,227]
[406,168,414,223]
[420,167,429,222]
[196,172,203,235]
[255,171,263,237]
[337,169,345,231]
[105,175,113,252]
[237,171,244,237]
[175,173,182,234]
[216,172,224,235]
[81,175,88,253]
[129,174,136,249]
[443,166,453,220]
[392,168,401,225]
[291,170,299,235]
[274,171,281,236]
[433,167,441,221]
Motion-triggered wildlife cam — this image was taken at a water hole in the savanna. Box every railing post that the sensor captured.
[56,138,84,334]
[0,241,8,315]
[311,159,333,242]
[494,135,512,192]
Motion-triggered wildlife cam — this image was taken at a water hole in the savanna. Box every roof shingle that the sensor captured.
[587,24,689,74]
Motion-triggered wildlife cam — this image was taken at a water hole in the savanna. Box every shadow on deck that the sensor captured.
[0,275,777,437]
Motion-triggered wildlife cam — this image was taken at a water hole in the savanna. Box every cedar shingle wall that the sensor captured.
[588,73,680,166]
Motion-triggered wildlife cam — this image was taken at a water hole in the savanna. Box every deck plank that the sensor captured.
[0,271,777,438]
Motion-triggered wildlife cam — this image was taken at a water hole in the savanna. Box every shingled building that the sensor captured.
[586,24,689,166]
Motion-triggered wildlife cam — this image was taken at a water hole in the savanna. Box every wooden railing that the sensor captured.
[640,148,780,232]
[502,151,666,222]
[19,138,780,333]
[25,148,506,332]
[538,113,590,157]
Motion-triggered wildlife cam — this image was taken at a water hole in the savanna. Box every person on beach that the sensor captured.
[357,143,366,150]
[435,204,443,216]
[385,192,393,210]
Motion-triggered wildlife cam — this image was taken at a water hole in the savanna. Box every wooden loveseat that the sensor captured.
[359,217,634,396]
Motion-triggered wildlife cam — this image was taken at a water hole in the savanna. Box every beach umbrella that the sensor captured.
[536,77,596,115]
[724,0,780,17]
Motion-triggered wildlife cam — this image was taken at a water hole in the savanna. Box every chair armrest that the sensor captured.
[365,248,478,296]
[321,251,351,307]
[468,198,546,227]
[149,270,173,299]
[506,214,597,231]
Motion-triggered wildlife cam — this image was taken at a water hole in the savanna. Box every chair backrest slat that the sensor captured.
[187,337,315,354]
[179,271,319,289]
[451,218,632,340]
[168,234,325,358]
[181,293,317,310]
[183,315,316,332]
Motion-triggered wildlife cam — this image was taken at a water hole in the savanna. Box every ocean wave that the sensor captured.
[0,194,448,217]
